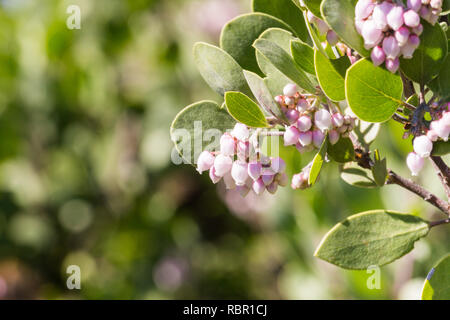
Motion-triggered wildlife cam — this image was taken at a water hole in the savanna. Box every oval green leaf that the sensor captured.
[400,21,448,85]
[315,50,351,101]
[252,0,309,42]
[428,41,450,100]
[193,42,250,97]
[291,39,316,75]
[314,210,430,269]
[346,59,403,123]
[432,140,450,156]
[309,133,328,185]
[340,163,378,188]
[225,92,269,128]
[303,0,323,19]
[220,13,293,75]
[254,38,316,94]
[170,101,236,164]
[321,0,369,57]
[243,70,289,123]
[327,137,355,163]
[421,254,450,300]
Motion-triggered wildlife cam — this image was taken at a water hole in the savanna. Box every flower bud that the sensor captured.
[329,130,340,145]
[362,20,383,48]
[407,0,422,12]
[262,174,274,186]
[248,161,262,181]
[373,2,394,30]
[286,109,300,124]
[395,26,411,46]
[332,113,345,128]
[296,99,309,112]
[326,30,339,46]
[407,152,425,176]
[387,6,404,31]
[291,172,309,190]
[209,167,221,184]
[314,109,333,132]
[220,133,235,156]
[214,154,233,177]
[275,95,284,105]
[430,0,443,9]
[386,58,400,73]
[297,115,312,132]
[427,129,439,142]
[252,178,266,195]
[271,157,286,174]
[231,160,249,186]
[197,151,215,174]
[412,24,423,35]
[413,135,433,157]
[316,19,330,35]
[404,9,421,28]
[284,97,294,106]
[431,119,450,141]
[266,181,279,194]
[298,131,313,146]
[283,83,298,97]
[371,45,386,66]
[236,185,250,197]
[232,123,249,141]
[313,129,326,148]
[355,0,375,20]
[237,140,250,160]
[277,173,289,187]
[383,36,400,60]
[284,126,301,146]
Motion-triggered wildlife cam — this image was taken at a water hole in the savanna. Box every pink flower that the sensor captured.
[413,135,433,157]
[382,36,400,60]
[314,109,333,132]
[403,10,421,28]
[284,126,301,146]
[387,6,404,31]
[371,46,386,66]
[386,58,400,73]
[197,151,215,173]
[214,154,233,177]
[406,152,425,176]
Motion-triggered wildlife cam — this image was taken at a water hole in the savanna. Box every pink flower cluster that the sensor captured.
[407,102,450,176]
[355,0,443,73]
[196,123,289,197]
[276,84,356,153]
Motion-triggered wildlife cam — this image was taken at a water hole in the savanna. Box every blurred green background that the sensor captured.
[0,0,448,300]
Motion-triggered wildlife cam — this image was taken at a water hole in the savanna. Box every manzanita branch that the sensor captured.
[430,156,450,200]
[387,170,450,216]
[429,217,450,228]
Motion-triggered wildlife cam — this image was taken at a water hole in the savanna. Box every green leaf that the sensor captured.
[321,0,370,57]
[309,133,328,185]
[303,0,323,19]
[315,50,350,101]
[170,101,236,164]
[327,137,355,163]
[443,0,450,15]
[243,70,288,123]
[400,21,448,85]
[193,42,250,97]
[252,0,309,42]
[371,150,387,187]
[225,92,269,128]
[314,210,430,270]
[421,254,450,300]
[428,41,450,100]
[255,28,297,96]
[220,13,293,75]
[432,140,450,156]
[340,163,378,188]
[254,38,316,94]
[291,40,316,75]
[346,59,403,123]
